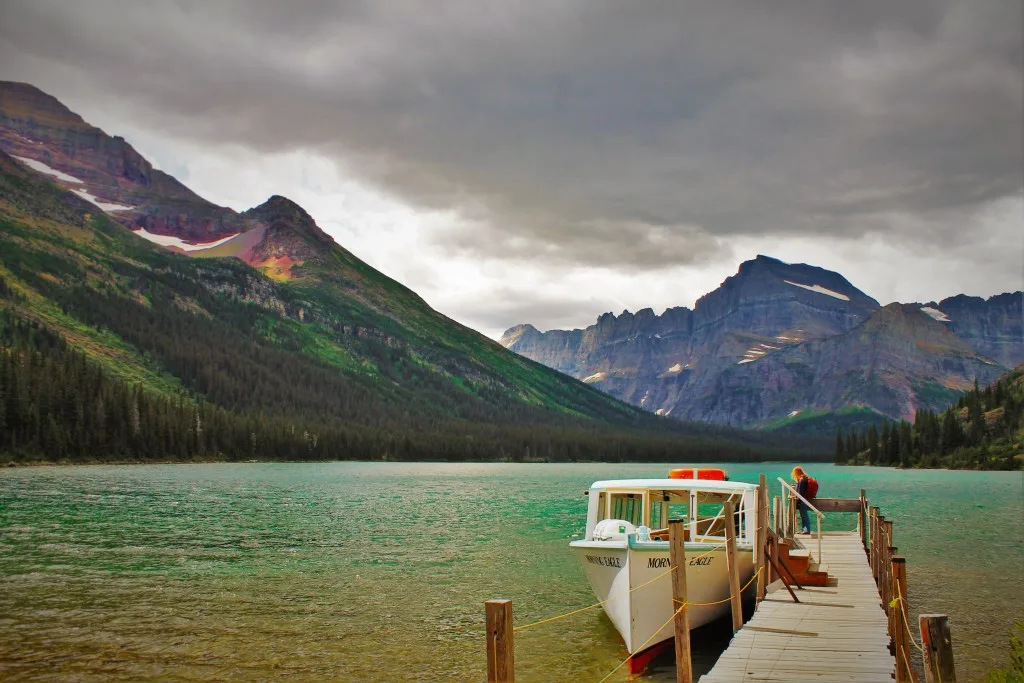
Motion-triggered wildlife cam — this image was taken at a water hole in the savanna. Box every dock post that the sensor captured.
[881,519,892,602]
[669,519,693,683]
[878,517,888,599]
[787,496,796,538]
[920,614,956,683]
[770,530,780,585]
[869,507,880,580]
[771,497,782,582]
[886,545,897,646]
[756,474,767,601]
[892,556,912,683]
[485,599,514,683]
[858,489,867,554]
[724,501,743,632]
[772,496,782,538]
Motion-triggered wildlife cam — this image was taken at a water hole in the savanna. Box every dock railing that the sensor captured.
[484,481,958,683]
[777,476,823,564]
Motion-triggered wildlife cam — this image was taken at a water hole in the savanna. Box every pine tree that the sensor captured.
[898,422,912,468]
[880,421,891,465]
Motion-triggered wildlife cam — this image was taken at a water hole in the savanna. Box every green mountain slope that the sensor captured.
[836,365,1024,470]
[0,147,823,463]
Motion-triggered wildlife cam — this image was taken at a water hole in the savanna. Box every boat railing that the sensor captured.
[777,477,823,564]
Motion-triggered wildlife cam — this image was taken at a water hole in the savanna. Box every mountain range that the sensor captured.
[501,255,1022,434]
[0,80,819,462]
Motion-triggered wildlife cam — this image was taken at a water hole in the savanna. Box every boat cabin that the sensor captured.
[584,478,759,546]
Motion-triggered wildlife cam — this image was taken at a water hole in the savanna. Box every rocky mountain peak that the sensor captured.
[736,253,786,275]
[236,195,336,273]
[0,81,244,242]
[244,195,332,244]
[498,323,540,347]
[249,194,313,220]
[0,81,90,129]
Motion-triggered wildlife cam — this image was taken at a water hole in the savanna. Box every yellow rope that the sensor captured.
[596,568,762,682]
[890,586,924,653]
[673,567,762,609]
[596,602,686,683]
[513,540,729,632]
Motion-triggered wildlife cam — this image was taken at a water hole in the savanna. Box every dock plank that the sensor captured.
[699,532,894,683]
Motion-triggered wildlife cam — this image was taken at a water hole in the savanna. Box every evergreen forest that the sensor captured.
[834,368,1023,470]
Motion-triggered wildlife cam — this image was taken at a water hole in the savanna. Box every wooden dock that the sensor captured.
[700,531,895,683]
[485,483,957,683]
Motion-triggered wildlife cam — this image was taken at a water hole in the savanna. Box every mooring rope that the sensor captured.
[595,567,762,683]
[513,540,729,632]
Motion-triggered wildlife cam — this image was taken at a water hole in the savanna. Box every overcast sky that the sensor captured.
[2,0,1021,338]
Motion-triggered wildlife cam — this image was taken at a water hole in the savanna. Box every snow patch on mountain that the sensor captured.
[14,155,84,184]
[920,306,951,322]
[784,280,850,301]
[582,371,607,383]
[132,228,239,251]
[72,188,135,212]
[739,342,782,364]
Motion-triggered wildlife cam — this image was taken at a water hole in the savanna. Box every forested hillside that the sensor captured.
[0,147,824,464]
[834,367,1024,470]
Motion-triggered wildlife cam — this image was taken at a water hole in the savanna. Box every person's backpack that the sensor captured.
[805,476,819,499]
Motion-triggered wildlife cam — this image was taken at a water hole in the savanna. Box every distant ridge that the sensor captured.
[502,256,1021,431]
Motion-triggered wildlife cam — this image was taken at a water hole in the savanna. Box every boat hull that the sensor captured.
[569,538,755,653]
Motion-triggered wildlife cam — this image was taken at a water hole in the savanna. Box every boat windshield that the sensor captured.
[590,485,751,543]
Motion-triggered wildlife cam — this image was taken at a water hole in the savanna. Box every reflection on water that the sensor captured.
[0,463,1020,681]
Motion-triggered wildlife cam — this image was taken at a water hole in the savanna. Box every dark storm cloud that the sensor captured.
[1,0,1020,267]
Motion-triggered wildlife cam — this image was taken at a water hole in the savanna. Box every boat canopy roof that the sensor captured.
[588,478,757,492]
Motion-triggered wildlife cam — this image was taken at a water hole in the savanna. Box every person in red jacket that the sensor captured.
[792,466,812,534]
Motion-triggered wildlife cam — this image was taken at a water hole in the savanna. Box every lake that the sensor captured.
[0,462,1020,681]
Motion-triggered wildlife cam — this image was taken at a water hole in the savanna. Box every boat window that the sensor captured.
[650,500,662,528]
[646,489,688,528]
[694,491,741,538]
[608,492,644,526]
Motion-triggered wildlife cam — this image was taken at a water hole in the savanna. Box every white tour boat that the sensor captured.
[568,469,760,664]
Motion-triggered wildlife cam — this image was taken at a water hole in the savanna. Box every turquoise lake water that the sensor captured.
[0,462,1020,681]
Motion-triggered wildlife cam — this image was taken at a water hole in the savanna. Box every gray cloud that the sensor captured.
[444,285,609,335]
[0,0,1021,271]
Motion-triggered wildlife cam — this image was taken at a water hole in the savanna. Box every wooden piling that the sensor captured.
[886,545,897,646]
[772,496,782,538]
[858,489,867,554]
[485,599,514,683]
[771,497,782,583]
[756,474,767,601]
[787,496,796,538]
[881,519,892,602]
[724,501,743,632]
[770,527,780,585]
[869,507,880,579]
[920,615,956,683]
[881,526,891,604]
[892,556,912,683]
[868,506,875,576]
[669,519,692,683]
